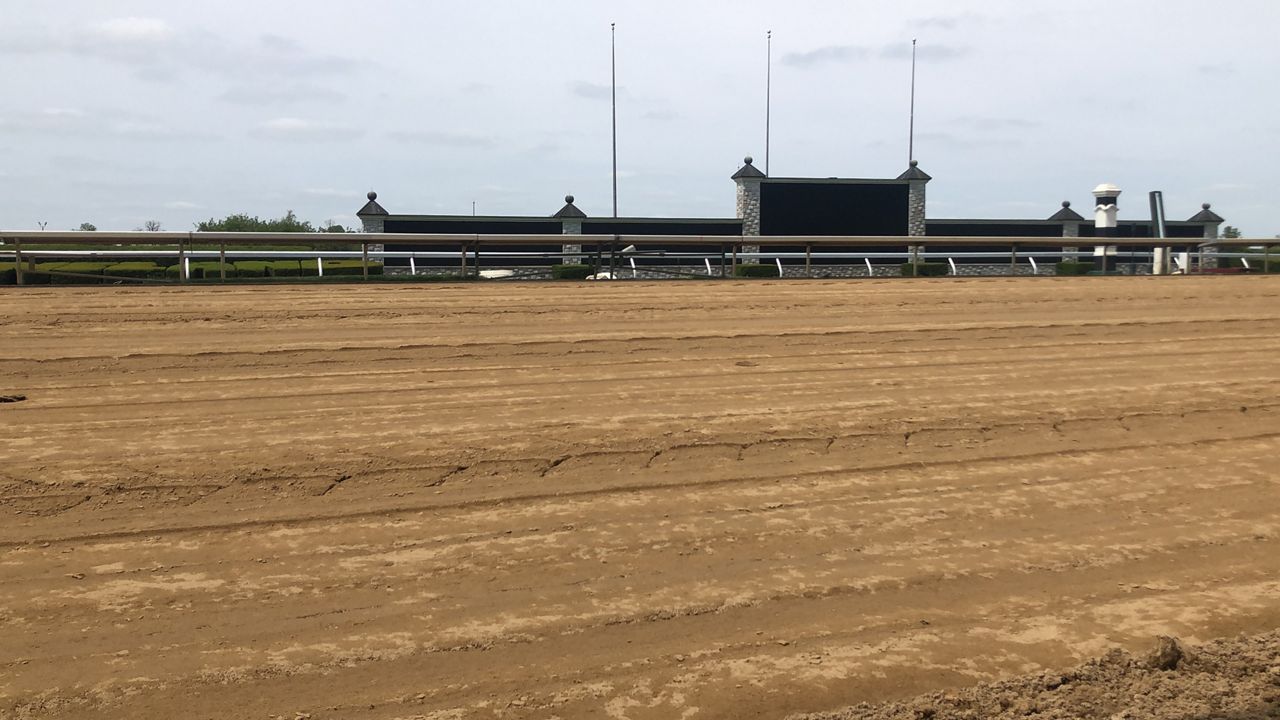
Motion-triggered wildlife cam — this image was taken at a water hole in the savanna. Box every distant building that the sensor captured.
[358,158,1223,273]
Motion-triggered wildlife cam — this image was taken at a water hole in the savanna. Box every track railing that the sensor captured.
[1,231,1275,284]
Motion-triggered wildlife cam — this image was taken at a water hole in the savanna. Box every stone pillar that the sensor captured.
[897,161,932,271]
[732,156,766,266]
[356,191,388,254]
[1048,201,1084,264]
[1187,204,1224,270]
[553,194,587,265]
[1092,183,1121,273]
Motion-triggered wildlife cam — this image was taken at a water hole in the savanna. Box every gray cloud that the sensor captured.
[571,81,616,100]
[0,17,362,81]
[880,43,970,61]
[912,13,985,30]
[950,116,1041,131]
[0,107,219,141]
[386,130,496,148]
[783,42,968,68]
[781,45,870,67]
[219,84,348,106]
[251,117,362,142]
[1197,63,1235,76]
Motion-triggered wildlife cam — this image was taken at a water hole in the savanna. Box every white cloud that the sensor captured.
[164,200,201,209]
[95,17,175,42]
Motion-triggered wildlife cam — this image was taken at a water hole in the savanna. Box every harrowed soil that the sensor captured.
[1,277,1278,720]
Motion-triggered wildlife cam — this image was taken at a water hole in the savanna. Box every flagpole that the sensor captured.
[611,22,618,218]
[908,38,917,164]
[765,30,772,176]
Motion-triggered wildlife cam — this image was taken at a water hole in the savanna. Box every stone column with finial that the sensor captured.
[897,160,931,273]
[356,190,388,254]
[732,156,766,267]
[553,194,587,264]
[1048,200,1084,266]
[1188,203,1224,269]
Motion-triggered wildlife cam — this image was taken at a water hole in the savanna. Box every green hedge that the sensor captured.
[0,263,15,285]
[733,263,780,278]
[233,261,272,277]
[1222,255,1280,272]
[25,263,66,285]
[899,262,949,277]
[191,261,231,279]
[268,260,302,277]
[50,262,110,284]
[322,260,382,276]
[104,262,164,279]
[1056,261,1095,276]
[300,258,325,276]
[551,264,593,280]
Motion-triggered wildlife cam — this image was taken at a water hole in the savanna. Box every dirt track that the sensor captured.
[1,277,1279,720]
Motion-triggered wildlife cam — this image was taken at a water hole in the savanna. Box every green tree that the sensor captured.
[1222,226,1242,239]
[197,210,322,233]
[77,222,97,231]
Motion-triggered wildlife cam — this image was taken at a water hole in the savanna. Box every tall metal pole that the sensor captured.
[766,30,772,176]
[612,22,618,218]
[908,38,917,163]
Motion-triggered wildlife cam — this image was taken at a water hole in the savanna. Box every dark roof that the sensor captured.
[764,177,908,185]
[1047,201,1085,222]
[731,156,766,180]
[1187,203,1224,223]
[896,160,931,181]
[552,195,587,219]
[357,191,388,217]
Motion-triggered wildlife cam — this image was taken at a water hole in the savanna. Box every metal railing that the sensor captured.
[1,230,1275,284]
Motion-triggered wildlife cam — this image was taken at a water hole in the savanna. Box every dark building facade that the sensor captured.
[358,157,1223,270]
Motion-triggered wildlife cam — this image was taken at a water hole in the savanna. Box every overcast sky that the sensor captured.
[1,1,1275,235]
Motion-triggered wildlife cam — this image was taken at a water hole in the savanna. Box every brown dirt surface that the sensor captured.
[792,632,1280,719]
[1,276,1278,720]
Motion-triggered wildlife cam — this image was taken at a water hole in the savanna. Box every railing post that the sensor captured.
[219,241,227,282]
[13,237,23,286]
[361,241,369,280]
[1010,244,1018,276]
[912,246,920,277]
[805,244,812,278]
[179,234,189,282]
[473,238,481,279]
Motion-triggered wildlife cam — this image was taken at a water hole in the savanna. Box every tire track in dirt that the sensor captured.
[1,277,1278,719]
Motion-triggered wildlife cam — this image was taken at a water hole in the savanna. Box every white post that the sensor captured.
[1093,183,1121,273]
[630,257,637,278]
[1028,256,1039,275]
[409,256,416,275]
[865,258,874,276]
[775,258,783,277]
[183,256,190,280]
[704,258,713,276]
[948,257,958,275]
[317,257,324,277]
